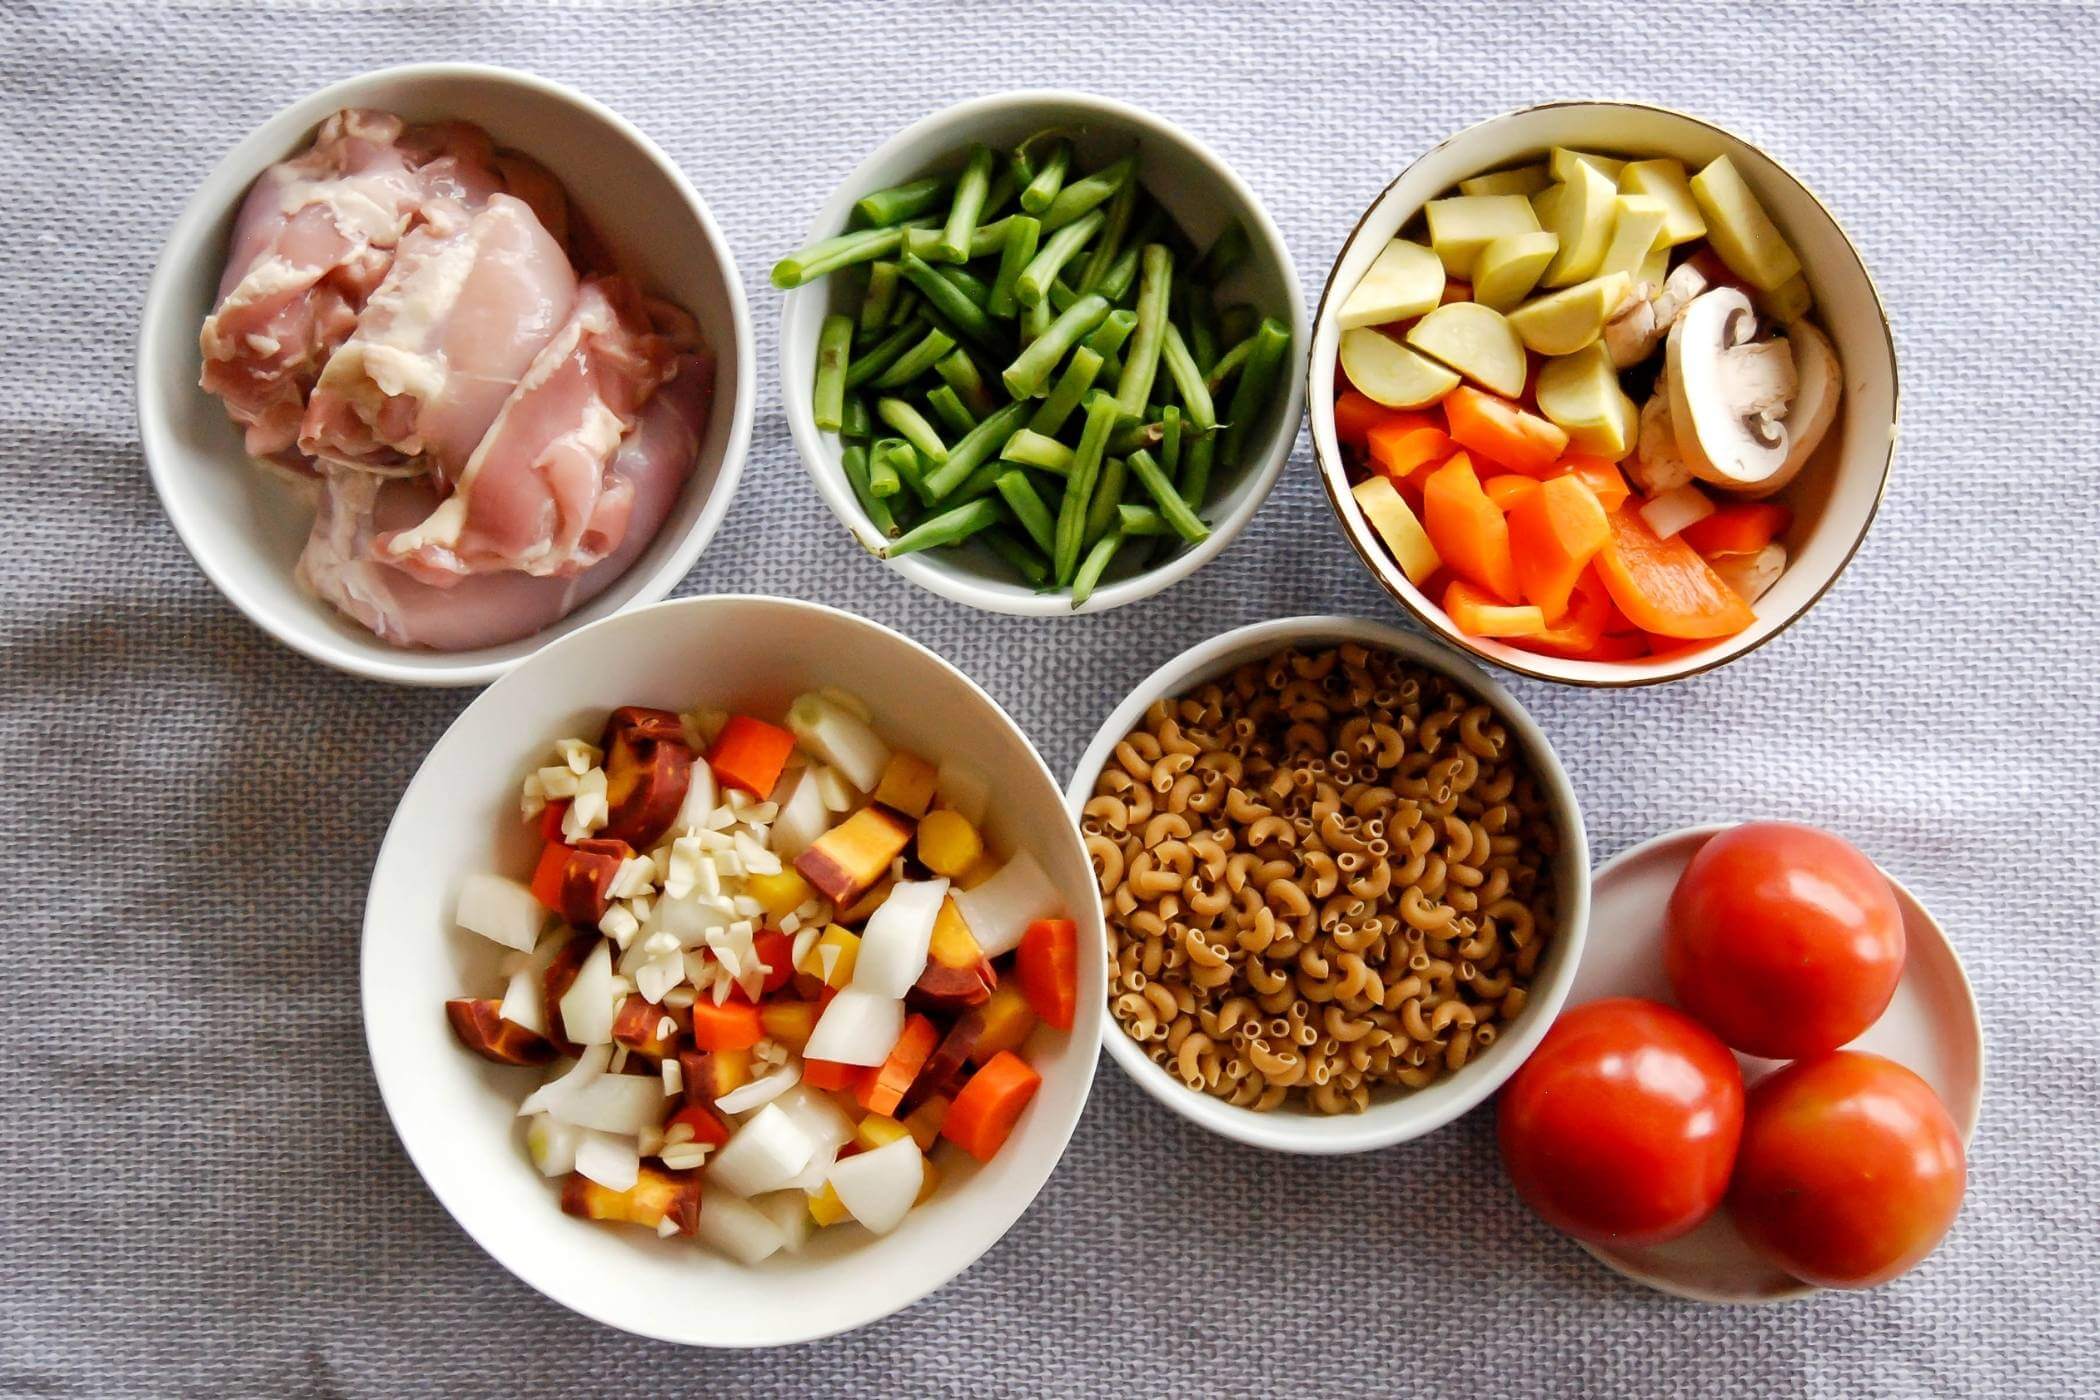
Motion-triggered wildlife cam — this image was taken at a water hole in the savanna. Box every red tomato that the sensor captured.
[1728,1052,1965,1288]
[1497,998,1744,1247]
[1666,822,1904,1059]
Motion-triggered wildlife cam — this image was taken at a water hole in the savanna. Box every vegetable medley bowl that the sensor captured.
[1310,102,1898,686]
[361,595,1105,1346]
[779,89,1308,615]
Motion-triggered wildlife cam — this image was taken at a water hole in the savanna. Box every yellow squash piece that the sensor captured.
[1338,238,1445,329]
[1616,159,1707,246]
[1351,477,1441,584]
[1423,194,1541,279]
[1535,160,1619,288]
[1507,273,1633,356]
[1406,302,1527,398]
[915,808,982,878]
[1472,231,1560,312]
[1459,164,1551,199]
[1595,195,1669,280]
[1534,343,1638,460]
[1338,328,1459,409]
[1689,155,1801,292]
[797,924,861,989]
[807,1181,851,1227]
[1759,274,1814,324]
[1549,146,1625,183]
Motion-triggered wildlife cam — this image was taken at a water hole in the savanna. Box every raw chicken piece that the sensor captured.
[296,354,711,651]
[377,276,673,581]
[298,193,578,479]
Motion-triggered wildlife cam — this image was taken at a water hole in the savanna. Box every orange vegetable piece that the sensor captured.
[1513,573,1613,657]
[704,714,798,798]
[538,799,570,843]
[1332,390,1392,446]
[528,840,571,912]
[1593,508,1758,640]
[1507,474,1610,620]
[801,1057,869,1093]
[1442,579,1545,638]
[940,1050,1043,1163]
[1421,453,1521,603]
[1682,502,1792,557]
[688,999,764,1052]
[857,1014,940,1116]
[665,1102,731,1150]
[1365,414,1453,484]
[1442,385,1568,476]
[1015,919,1079,1031]
[1482,474,1540,513]
[1549,456,1630,512]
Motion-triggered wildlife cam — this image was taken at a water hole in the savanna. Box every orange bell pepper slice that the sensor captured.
[1507,474,1610,620]
[1442,579,1546,638]
[1681,502,1792,557]
[1514,571,1613,657]
[1593,508,1757,640]
[1442,385,1568,476]
[1421,453,1521,603]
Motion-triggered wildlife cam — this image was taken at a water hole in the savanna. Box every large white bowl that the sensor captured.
[362,595,1106,1345]
[1065,614,1590,1153]
[1310,102,1898,686]
[139,63,755,686]
[780,90,1308,616]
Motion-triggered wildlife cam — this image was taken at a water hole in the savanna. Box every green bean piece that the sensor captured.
[983,526,1051,586]
[986,215,1041,319]
[926,384,978,437]
[1107,418,1164,456]
[938,266,991,311]
[1182,286,1220,373]
[880,438,932,504]
[772,227,905,289]
[1019,295,1052,348]
[897,253,1003,352]
[935,348,997,417]
[840,444,895,537]
[868,325,956,391]
[858,262,901,342]
[812,314,853,431]
[1128,448,1209,542]
[1159,321,1217,429]
[1000,428,1075,474]
[866,447,902,498]
[1093,245,1141,305]
[844,320,922,390]
[982,166,1018,220]
[839,393,872,440]
[1027,346,1104,437]
[1114,245,1173,415]
[1160,405,1183,476]
[1076,177,1139,293]
[994,470,1059,555]
[1218,302,1259,347]
[1083,308,1137,361]
[1179,433,1216,512]
[1002,292,1111,400]
[1222,317,1292,469]
[1117,502,1169,536]
[1041,153,1136,232]
[905,217,1014,265]
[1196,220,1251,283]
[884,497,1002,558]
[920,400,1033,500]
[1045,278,1080,314]
[875,397,949,464]
[933,143,995,264]
[1203,333,1257,397]
[856,176,950,228]
[1053,393,1123,583]
[1084,455,1127,548]
[1018,139,1071,216]
[1016,209,1106,307]
[1070,531,1126,609]
[886,284,922,329]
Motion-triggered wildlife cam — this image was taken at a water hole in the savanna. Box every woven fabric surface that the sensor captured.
[2,1,2093,1395]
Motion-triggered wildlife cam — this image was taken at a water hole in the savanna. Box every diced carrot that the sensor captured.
[1333,390,1393,446]
[1365,414,1453,484]
[1507,474,1611,620]
[1482,474,1541,513]
[857,1014,940,1116]
[1421,453,1521,603]
[902,1094,949,1152]
[1015,919,1079,1032]
[1682,502,1792,557]
[800,1057,868,1092]
[538,800,570,843]
[665,1102,731,1150]
[1440,280,1472,304]
[1593,508,1758,640]
[1443,579,1546,638]
[1513,573,1613,656]
[688,999,764,1052]
[704,714,798,799]
[940,1050,1043,1163]
[751,928,795,995]
[1442,385,1568,476]
[1550,456,1631,512]
[528,840,571,912]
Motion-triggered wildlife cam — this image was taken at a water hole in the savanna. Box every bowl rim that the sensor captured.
[778,86,1309,617]
[360,592,1109,1345]
[1306,99,1899,688]
[1064,612,1591,1153]
[136,60,757,688]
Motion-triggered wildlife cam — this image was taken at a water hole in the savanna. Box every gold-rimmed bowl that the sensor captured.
[1308,102,1898,687]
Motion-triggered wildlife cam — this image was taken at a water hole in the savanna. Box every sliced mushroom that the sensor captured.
[1630,391,1694,494]
[1666,288,1800,492]
[1603,297,1659,369]
[1739,318,1843,500]
[1650,259,1711,331]
[1709,542,1787,605]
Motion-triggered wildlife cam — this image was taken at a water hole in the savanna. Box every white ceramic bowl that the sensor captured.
[139,63,755,687]
[1310,102,1898,686]
[780,90,1308,615]
[1065,614,1590,1152]
[362,595,1106,1345]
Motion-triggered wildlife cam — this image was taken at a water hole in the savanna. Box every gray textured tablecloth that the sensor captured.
[4,1,2094,1395]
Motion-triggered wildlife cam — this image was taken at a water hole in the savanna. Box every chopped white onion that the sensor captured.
[756,1189,815,1253]
[517,1043,610,1118]
[573,1128,639,1192]
[557,940,617,1046]
[934,757,990,826]
[786,693,890,792]
[1639,483,1717,540]
[951,852,1059,957]
[817,685,873,724]
[525,1114,579,1177]
[813,764,859,810]
[828,1136,925,1235]
[695,1185,787,1264]
[498,967,545,1036]
[553,1073,667,1135]
[706,1103,816,1197]
[455,874,545,953]
[802,987,906,1067]
[768,766,832,860]
[713,1061,803,1116]
[853,879,950,997]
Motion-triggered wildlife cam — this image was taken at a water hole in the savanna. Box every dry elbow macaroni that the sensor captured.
[1086,644,1561,1114]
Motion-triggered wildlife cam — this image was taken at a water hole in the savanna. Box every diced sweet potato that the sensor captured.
[914,809,983,878]
[907,897,996,1012]
[872,751,938,818]
[902,1094,949,1152]
[558,837,634,928]
[902,1017,980,1115]
[598,707,695,849]
[444,998,556,1065]
[560,1165,700,1235]
[970,979,1039,1062]
[794,805,914,905]
[541,933,601,1055]
[612,995,690,1060]
[678,1047,751,1108]
[758,999,819,1050]
[837,877,894,926]
[663,1102,730,1150]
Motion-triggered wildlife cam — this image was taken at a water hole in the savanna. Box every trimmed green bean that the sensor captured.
[1083,308,1137,360]
[884,497,1002,557]
[1107,418,1164,456]
[840,444,894,537]
[773,226,904,289]
[1197,220,1250,283]
[897,253,1003,351]
[927,384,977,437]
[1117,502,1168,535]
[983,527,1051,586]
[1041,153,1136,231]
[1053,393,1122,582]
[920,400,1032,500]
[1076,177,1139,293]
[1000,428,1075,474]
[905,217,1014,264]
[1027,346,1104,437]
[1084,455,1127,547]
[1019,295,1052,347]
[1018,139,1070,215]
[844,320,921,390]
[869,325,956,390]
[982,166,1017,220]
[875,396,948,464]
[858,262,900,342]
[1182,285,1220,373]
[935,348,997,417]
[986,215,1040,320]
[813,314,853,431]
[1159,321,1217,429]
[937,264,992,309]
[866,447,902,497]
[839,393,871,440]
[856,177,949,228]
[1160,405,1182,476]
[1001,292,1111,399]
[1114,244,1173,415]
[880,438,931,504]
[1128,448,1209,542]
[1045,278,1080,314]
[1221,317,1291,468]
[994,470,1059,555]
[1204,332,1256,397]
[1016,209,1106,307]
[934,143,996,263]
[1070,531,1125,609]
[886,284,922,329]
[1180,433,1216,511]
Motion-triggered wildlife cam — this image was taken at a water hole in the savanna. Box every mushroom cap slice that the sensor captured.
[1709,541,1787,606]
[1742,317,1843,500]
[1666,288,1797,492]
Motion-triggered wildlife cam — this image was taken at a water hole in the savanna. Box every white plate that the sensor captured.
[1571,824,1984,1303]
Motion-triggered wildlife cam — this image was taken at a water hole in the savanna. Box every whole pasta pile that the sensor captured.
[1085,643,1561,1114]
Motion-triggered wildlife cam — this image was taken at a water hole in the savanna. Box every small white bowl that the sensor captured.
[1065,614,1590,1153]
[362,595,1106,1345]
[1568,823,1983,1305]
[780,90,1308,616]
[139,63,755,687]
[1310,102,1899,686]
